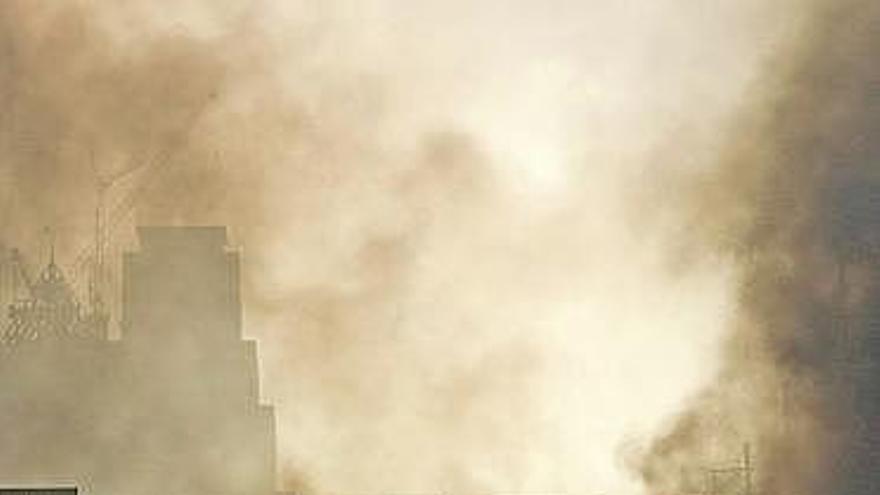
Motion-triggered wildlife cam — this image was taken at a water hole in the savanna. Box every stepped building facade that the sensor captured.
[0,227,275,495]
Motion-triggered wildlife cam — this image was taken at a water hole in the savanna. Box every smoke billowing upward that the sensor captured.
[638,1,880,494]
[2,1,877,494]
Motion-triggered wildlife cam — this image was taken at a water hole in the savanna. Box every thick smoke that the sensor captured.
[1,1,853,495]
[638,1,880,494]
[0,0,248,276]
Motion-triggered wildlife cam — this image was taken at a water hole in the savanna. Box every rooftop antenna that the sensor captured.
[743,442,753,495]
[89,149,102,311]
[87,149,144,312]
[49,227,55,266]
[41,225,55,267]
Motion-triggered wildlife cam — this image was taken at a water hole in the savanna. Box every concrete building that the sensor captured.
[0,227,275,495]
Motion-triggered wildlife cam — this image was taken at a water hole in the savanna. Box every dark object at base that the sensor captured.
[0,488,77,495]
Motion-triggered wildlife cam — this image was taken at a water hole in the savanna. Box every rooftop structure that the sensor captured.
[0,226,275,495]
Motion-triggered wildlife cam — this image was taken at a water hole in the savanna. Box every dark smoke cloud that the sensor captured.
[5,1,856,494]
[637,1,880,494]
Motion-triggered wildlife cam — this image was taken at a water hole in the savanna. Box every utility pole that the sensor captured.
[700,443,755,495]
[742,443,753,495]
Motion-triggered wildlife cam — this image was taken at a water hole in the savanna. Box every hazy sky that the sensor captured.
[237,2,799,493]
[0,1,814,494]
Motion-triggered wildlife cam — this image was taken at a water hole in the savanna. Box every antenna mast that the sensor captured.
[92,152,104,312]
[88,155,144,315]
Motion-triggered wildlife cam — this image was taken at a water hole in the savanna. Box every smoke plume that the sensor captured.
[637,1,880,494]
[4,1,873,495]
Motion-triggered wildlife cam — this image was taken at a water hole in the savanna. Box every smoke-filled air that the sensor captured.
[0,1,878,495]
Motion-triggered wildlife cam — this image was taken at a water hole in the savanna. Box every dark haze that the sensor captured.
[639,1,880,494]
[3,0,879,494]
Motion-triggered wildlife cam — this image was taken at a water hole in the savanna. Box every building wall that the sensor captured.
[0,227,276,495]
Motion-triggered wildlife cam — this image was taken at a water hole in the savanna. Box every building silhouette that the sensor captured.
[0,226,275,495]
